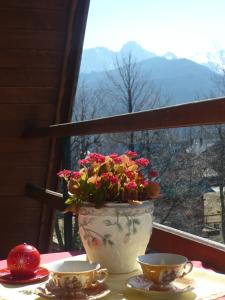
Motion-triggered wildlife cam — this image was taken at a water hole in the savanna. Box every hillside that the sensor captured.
[79,56,222,107]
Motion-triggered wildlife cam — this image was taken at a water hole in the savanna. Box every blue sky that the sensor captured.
[83,0,225,59]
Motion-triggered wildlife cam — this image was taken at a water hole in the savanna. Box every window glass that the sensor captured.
[74,126,224,244]
[74,0,225,121]
[52,125,225,251]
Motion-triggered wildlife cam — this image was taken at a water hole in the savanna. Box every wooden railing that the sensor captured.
[24,97,225,138]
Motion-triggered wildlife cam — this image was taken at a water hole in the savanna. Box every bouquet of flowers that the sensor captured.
[57,151,160,211]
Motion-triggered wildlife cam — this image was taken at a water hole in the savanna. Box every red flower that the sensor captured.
[109,153,122,163]
[125,151,138,158]
[143,180,149,187]
[78,159,89,165]
[125,181,137,190]
[87,153,105,163]
[109,153,119,159]
[58,150,160,210]
[125,170,135,180]
[109,175,118,184]
[102,173,118,184]
[136,158,149,167]
[70,171,81,179]
[149,169,158,178]
[57,169,71,178]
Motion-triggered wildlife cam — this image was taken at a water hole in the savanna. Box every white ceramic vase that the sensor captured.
[78,201,154,274]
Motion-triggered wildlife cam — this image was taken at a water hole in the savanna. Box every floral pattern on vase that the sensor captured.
[78,201,154,274]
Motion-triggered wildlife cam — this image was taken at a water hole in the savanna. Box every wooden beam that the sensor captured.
[150,223,225,273]
[37,0,90,252]
[24,97,225,138]
[25,183,65,211]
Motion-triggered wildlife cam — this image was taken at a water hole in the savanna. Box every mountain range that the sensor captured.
[79,41,223,108]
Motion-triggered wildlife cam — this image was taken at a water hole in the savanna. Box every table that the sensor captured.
[1,252,225,300]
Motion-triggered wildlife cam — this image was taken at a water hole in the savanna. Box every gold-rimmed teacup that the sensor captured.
[47,260,108,290]
[137,253,193,287]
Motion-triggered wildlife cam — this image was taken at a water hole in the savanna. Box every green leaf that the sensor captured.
[65,197,74,205]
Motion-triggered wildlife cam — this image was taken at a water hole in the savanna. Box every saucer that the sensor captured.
[126,275,195,295]
[36,280,111,300]
[0,267,49,284]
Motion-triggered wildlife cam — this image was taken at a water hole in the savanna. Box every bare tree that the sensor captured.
[105,52,164,151]
[71,80,102,168]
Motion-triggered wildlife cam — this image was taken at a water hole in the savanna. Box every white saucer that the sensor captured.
[126,274,195,296]
[35,281,110,300]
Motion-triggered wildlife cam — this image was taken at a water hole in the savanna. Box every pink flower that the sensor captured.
[87,153,105,163]
[149,169,158,178]
[136,158,149,167]
[125,151,138,158]
[102,173,118,184]
[125,181,137,190]
[57,169,71,178]
[109,153,119,159]
[78,159,89,165]
[70,171,81,179]
[125,170,135,180]
[109,175,118,184]
[57,150,160,210]
[109,153,122,163]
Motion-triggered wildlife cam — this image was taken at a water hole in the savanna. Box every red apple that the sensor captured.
[7,243,40,278]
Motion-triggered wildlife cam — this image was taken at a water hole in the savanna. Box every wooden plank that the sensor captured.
[0,9,67,31]
[0,168,47,196]
[0,231,40,258]
[0,30,65,50]
[150,223,225,273]
[0,151,49,168]
[0,0,68,10]
[25,97,225,138]
[0,104,55,121]
[0,49,63,69]
[0,69,60,87]
[0,137,50,152]
[0,196,43,209]
[0,121,53,137]
[0,87,57,104]
[0,218,41,258]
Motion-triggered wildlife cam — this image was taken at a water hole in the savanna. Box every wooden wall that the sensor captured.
[0,0,89,258]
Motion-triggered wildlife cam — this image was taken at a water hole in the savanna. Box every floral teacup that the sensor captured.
[47,260,108,290]
[137,253,193,287]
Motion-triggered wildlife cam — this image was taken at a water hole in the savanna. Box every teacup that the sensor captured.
[47,260,108,290]
[137,253,193,286]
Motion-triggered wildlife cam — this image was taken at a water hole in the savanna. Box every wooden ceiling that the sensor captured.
[0,0,90,258]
